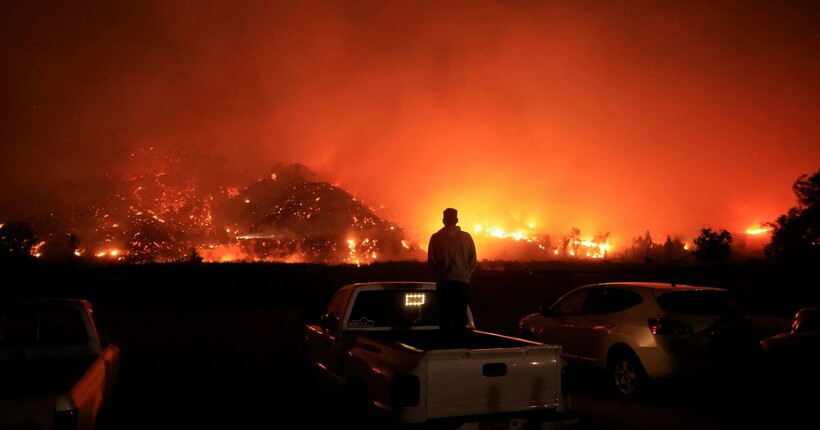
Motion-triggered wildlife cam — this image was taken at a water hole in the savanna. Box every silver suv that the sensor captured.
[518,282,761,399]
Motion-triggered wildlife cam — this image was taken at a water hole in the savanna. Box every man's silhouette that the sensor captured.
[427,208,477,335]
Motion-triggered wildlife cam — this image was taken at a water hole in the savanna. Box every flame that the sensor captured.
[745,224,772,235]
[198,244,250,263]
[94,249,122,260]
[30,241,45,258]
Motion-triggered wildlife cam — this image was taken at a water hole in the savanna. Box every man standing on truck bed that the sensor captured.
[427,207,478,336]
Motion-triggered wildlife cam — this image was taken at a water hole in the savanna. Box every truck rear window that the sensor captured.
[348,290,440,328]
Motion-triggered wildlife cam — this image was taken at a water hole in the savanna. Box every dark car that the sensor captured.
[760,307,820,380]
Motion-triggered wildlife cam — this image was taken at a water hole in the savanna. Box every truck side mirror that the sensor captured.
[319,313,340,332]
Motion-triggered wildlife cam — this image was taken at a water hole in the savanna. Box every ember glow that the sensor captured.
[2,1,818,263]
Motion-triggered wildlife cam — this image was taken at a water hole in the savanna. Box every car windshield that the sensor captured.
[655,290,741,316]
[0,305,89,347]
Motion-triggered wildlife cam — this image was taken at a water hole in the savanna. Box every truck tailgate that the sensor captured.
[425,345,563,419]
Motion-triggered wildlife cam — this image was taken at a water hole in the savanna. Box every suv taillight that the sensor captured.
[648,318,693,336]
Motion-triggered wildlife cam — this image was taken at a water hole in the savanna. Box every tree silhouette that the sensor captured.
[765,169,820,265]
[692,228,733,263]
[629,230,654,262]
[662,235,689,262]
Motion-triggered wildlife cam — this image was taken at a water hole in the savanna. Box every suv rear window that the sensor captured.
[656,291,740,316]
[582,288,643,314]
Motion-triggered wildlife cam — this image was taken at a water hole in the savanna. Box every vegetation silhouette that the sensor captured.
[692,228,733,263]
[765,169,820,266]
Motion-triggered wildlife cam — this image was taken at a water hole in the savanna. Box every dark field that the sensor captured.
[3,260,818,428]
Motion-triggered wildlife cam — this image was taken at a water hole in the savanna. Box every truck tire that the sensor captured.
[342,380,374,425]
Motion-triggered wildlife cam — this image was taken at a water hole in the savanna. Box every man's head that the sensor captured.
[443,208,458,226]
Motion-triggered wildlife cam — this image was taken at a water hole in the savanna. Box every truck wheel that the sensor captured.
[342,380,375,425]
[609,351,648,401]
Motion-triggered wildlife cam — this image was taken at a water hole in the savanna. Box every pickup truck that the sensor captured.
[301,281,577,429]
[0,297,121,430]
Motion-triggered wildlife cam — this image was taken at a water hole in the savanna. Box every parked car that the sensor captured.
[760,307,820,380]
[518,282,761,400]
[0,298,120,430]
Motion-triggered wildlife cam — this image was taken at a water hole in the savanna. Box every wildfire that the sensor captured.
[472,223,613,260]
[19,156,621,265]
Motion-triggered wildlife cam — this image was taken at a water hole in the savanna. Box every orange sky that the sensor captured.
[1,1,818,257]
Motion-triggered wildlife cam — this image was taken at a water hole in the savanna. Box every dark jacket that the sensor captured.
[427,225,477,283]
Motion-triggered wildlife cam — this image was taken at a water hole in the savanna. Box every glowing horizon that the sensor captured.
[2,1,817,263]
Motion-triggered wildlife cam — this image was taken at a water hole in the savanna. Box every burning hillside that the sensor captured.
[210,167,423,264]
[25,149,424,264]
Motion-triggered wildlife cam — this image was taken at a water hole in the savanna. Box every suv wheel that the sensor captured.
[610,351,647,400]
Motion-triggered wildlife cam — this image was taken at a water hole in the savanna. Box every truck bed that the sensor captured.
[353,328,541,351]
[305,282,573,426]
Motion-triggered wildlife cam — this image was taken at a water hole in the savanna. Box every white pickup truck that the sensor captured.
[0,298,120,430]
[301,281,577,429]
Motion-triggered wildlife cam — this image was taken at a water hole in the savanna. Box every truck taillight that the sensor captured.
[390,373,420,407]
[648,318,694,336]
[53,409,79,430]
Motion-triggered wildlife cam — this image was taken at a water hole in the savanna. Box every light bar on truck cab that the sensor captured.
[405,293,426,307]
